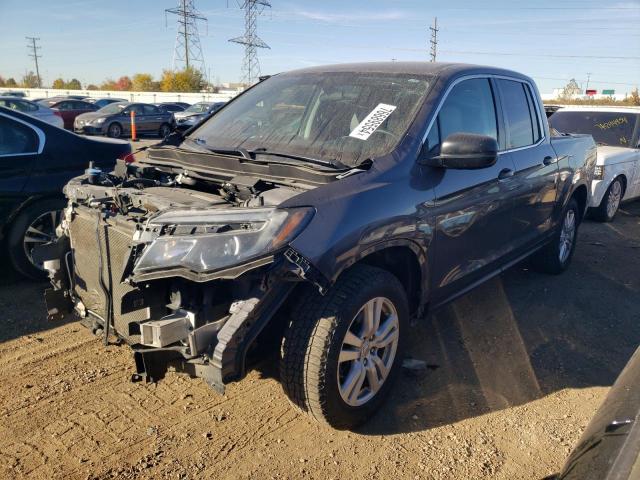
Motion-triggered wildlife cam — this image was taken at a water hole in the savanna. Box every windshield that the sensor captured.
[190,72,432,167]
[550,111,639,147]
[186,103,212,113]
[98,103,127,114]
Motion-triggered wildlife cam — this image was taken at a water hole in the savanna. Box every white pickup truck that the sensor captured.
[550,106,640,221]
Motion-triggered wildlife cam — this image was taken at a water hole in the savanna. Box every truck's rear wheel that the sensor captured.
[280,264,408,429]
[530,198,579,274]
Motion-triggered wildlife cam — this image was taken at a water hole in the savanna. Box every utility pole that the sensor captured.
[26,36,42,87]
[165,0,207,73]
[585,72,592,92]
[229,1,271,85]
[429,17,438,62]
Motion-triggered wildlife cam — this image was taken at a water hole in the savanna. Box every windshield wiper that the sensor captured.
[183,138,252,159]
[249,148,348,170]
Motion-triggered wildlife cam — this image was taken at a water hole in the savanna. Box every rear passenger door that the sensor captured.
[143,104,163,131]
[427,78,517,304]
[496,79,559,251]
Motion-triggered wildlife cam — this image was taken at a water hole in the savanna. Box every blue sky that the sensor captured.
[0,0,638,93]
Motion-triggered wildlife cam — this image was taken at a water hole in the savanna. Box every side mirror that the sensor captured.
[419,132,498,169]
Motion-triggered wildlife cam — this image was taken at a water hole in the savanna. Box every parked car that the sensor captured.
[0,96,64,128]
[154,102,187,113]
[173,101,225,130]
[2,91,27,98]
[36,98,98,130]
[550,107,640,221]
[40,62,595,429]
[551,345,640,480]
[85,97,127,109]
[0,106,131,279]
[74,102,175,138]
[171,101,191,109]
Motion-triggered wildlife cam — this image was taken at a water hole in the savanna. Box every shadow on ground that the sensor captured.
[0,255,74,343]
[360,200,640,435]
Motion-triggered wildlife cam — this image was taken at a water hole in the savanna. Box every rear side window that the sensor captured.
[429,78,498,152]
[497,79,537,149]
[0,117,39,155]
[143,105,160,115]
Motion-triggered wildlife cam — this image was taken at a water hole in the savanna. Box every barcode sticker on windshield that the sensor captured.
[349,103,397,140]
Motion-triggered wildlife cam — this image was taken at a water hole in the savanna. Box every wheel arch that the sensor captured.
[1,194,65,241]
[353,244,426,316]
[570,184,588,221]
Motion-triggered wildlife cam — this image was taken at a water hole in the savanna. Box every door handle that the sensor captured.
[543,156,557,166]
[498,168,514,180]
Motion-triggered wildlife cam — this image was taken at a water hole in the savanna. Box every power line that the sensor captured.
[25,36,42,88]
[165,0,207,73]
[429,17,438,62]
[229,0,271,85]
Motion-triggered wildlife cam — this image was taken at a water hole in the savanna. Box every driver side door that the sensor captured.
[426,77,518,306]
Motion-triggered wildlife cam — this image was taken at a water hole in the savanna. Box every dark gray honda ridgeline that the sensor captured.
[40,62,596,429]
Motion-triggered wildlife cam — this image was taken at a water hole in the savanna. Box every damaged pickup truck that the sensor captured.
[40,62,596,428]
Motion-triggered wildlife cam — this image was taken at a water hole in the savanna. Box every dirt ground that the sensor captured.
[1,191,639,479]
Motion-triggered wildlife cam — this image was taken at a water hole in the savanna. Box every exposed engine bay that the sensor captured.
[39,157,326,392]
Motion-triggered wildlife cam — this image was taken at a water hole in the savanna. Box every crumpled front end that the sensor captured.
[39,160,327,392]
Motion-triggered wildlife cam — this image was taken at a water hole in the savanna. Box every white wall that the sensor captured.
[0,87,238,104]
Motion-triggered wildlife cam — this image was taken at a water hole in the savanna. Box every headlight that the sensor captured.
[92,117,106,124]
[133,207,314,275]
[594,165,604,179]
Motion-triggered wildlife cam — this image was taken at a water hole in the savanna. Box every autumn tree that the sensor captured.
[115,76,132,91]
[66,78,82,90]
[5,78,18,87]
[132,73,156,91]
[160,68,204,93]
[86,84,99,90]
[559,79,582,100]
[21,71,40,88]
[0,76,5,87]
[52,78,65,89]
[630,88,640,107]
[100,78,118,90]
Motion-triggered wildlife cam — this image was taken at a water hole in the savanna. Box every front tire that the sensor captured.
[159,123,172,138]
[7,198,66,280]
[107,122,122,138]
[591,177,624,222]
[530,198,580,275]
[280,264,408,429]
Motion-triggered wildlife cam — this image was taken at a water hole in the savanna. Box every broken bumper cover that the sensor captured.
[132,282,295,392]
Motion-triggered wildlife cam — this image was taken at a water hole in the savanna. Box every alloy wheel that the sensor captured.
[607,180,622,219]
[22,210,61,270]
[337,297,400,407]
[558,208,576,264]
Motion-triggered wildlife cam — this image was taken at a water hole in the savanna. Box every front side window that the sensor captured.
[191,72,433,167]
[428,78,498,153]
[498,79,537,149]
[143,105,160,115]
[0,117,39,155]
[550,111,639,147]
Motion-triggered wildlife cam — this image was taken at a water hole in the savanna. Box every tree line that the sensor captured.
[0,68,214,93]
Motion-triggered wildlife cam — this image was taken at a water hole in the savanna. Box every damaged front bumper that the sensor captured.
[38,204,327,393]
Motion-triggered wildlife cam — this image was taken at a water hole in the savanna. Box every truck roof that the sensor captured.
[283,61,534,84]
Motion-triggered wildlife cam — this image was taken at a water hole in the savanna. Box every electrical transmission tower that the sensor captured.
[26,36,42,87]
[229,1,271,85]
[165,0,207,73]
[429,17,438,62]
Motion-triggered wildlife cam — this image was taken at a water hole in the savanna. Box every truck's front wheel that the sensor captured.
[280,264,408,429]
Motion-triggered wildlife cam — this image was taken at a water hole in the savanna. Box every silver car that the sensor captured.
[173,101,225,130]
[0,96,64,128]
